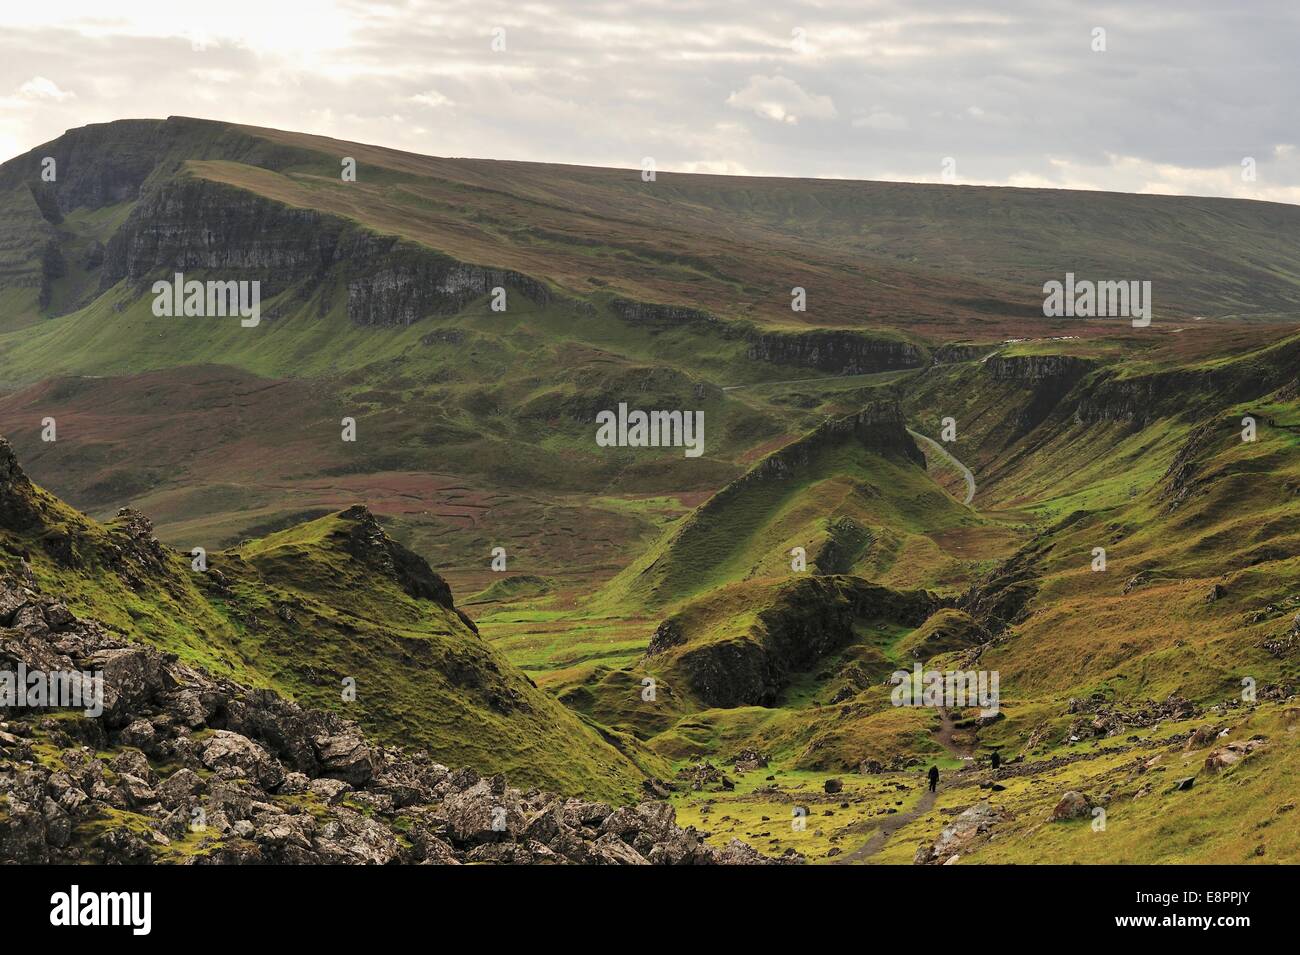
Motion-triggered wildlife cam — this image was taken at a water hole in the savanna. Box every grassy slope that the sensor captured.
[0,454,662,802]
[223,120,1300,327]
[3,118,1300,858]
[600,410,1015,611]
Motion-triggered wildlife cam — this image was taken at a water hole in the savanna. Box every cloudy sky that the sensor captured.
[3,0,1299,201]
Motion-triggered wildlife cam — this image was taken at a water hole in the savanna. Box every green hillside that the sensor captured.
[0,437,661,802]
[2,116,1299,864]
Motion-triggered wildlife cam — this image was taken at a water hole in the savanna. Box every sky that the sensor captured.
[2,0,1298,202]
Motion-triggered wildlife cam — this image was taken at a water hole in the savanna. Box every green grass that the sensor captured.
[3,117,1300,859]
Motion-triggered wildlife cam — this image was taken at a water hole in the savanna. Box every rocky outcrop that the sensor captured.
[898,608,989,661]
[0,185,60,311]
[984,354,1093,383]
[930,343,992,365]
[648,576,939,708]
[957,510,1090,631]
[609,299,925,375]
[812,517,872,575]
[982,354,1095,434]
[0,439,43,532]
[0,576,777,865]
[1050,791,1093,821]
[1202,738,1264,774]
[1157,417,1224,514]
[610,298,719,329]
[1065,694,1200,740]
[336,504,480,634]
[1069,335,1300,427]
[102,175,550,326]
[338,506,450,605]
[2,116,557,325]
[0,117,320,216]
[913,800,1007,864]
[745,329,924,375]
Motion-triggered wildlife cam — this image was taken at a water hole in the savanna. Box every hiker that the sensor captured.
[927,765,939,793]
[990,751,1000,770]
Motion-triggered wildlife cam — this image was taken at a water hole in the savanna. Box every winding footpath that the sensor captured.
[837,708,973,864]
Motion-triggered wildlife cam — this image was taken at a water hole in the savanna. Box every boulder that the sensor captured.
[1203,739,1264,774]
[589,833,649,865]
[443,779,526,845]
[200,730,285,790]
[1051,791,1093,822]
[308,778,352,805]
[156,768,205,808]
[313,732,375,785]
[85,647,172,726]
[915,800,1006,864]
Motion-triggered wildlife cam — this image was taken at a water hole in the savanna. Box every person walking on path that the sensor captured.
[927,765,939,793]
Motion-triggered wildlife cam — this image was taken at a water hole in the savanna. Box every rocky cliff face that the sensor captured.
[745,328,924,375]
[103,176,551,326]
[610,298,926,375]
[610,298,720,329]
[647,576,939,708]
[336,504,480,635]
[958,516,1078,631]
[930,342,992,365]
[0,117,308,216]
[0,574,778,865]
[1,116,554,327]
[1068,336,1300,428]
[984,353,1093,384]
[0,184,60,311]
[979,354,1096,435]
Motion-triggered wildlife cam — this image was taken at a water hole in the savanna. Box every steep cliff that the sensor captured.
[645,575,939,708]
[744,328,925,375]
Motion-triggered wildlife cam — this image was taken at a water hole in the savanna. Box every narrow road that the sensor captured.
[907,428,976,506]
[717,369,979,508]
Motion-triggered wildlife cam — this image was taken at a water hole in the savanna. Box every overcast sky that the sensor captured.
[3,0,1298,202]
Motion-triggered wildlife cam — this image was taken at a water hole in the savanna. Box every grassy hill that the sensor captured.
[2,116,1299,862]
[601,400,1017,609]
[0,437,662,802]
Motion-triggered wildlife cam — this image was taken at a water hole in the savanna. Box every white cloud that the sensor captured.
[0,1,1296,204]
[18,76,75,101]
[853,110,907,130]
[726,74,836,125]
[410,89,454,109]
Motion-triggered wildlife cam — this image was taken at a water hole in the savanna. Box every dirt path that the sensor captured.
[836,786,937,863]
[837,708,973,863]
[935,706,975,759]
